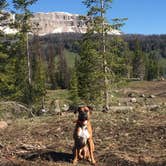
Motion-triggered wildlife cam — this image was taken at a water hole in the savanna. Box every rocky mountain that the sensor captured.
[31,12,121,35]
[31,12,87,35]
[0,11,121,35]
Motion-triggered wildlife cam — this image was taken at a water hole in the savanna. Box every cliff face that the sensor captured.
[1,11,121,35]
[0,11,17,34]
[31,12,87,35]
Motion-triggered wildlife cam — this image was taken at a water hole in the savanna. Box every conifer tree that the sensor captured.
[47,42,57,89]
[0,0,11,97]
[77,0,127,108]
[69,66,80,105]
[146,50,160,80]
[56,44,70,89]
[30,28,46,107]
[13,0,37,85]
[12,0,38,105]
[132,39,145,80]
[77,33,103,105]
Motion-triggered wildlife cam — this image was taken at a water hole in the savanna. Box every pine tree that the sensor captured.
[47,42,57,89]
[56,44,70,89]
[77,0,127,108]
[0,0,13,97]
[77,33,103,106]
[69,66,80,105]
[13,0,38,85]
[146,50,160,80]
[132,39,145,80]
[0,43,9,97]
[30,31,46,107]
[12,0,38,105]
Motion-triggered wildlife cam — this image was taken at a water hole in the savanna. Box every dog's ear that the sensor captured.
[68,105,79,114]
[87,106,93,110]
[74,106,80,114]
[87,106,93,114]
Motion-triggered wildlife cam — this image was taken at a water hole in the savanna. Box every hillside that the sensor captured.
[0,81,166,166]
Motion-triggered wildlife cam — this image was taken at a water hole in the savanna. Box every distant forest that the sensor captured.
[39,33,166,57]
[1,33,166,94]
[34,33,166,89]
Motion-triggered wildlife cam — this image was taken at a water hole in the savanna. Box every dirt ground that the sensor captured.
[0,81,166,166]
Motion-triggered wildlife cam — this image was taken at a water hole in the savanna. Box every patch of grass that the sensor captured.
[54,49,78,69]
[1,109,165,165]
[64,49,78,68]
[45,89,70,108]
[0,81,166,165]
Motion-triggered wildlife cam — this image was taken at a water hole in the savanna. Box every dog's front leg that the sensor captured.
[73,146,79,165]
[87,138,96,165]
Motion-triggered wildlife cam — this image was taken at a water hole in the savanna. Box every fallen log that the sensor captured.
[109,106,134,112]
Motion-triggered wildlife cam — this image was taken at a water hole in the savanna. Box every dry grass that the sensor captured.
[0,81,166,166]
[0,108,166,166]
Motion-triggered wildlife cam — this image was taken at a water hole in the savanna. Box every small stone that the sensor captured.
[140,94,145,98]
[0,121,8,130]
[149,95,156,98]
[130,98,137,103]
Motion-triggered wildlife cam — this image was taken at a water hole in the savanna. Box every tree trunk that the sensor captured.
[27,33,31,85]
[101,0,109,109]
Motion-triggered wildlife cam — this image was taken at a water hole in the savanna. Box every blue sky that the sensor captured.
[7,0,166,35]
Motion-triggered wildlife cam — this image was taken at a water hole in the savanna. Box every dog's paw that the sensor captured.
[73,159,78,165]
[91,159,96,165]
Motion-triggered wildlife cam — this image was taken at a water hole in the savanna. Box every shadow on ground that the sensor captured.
[18,149,73,162]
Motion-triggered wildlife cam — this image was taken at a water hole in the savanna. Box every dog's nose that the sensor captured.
[79,112,88,121]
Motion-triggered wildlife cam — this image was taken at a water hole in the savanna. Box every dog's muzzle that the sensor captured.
[78,112,88,121]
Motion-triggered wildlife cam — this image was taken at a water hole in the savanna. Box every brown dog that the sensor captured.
[73,106,96,165]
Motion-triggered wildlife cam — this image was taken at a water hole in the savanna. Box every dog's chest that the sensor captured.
[77,126,90,145]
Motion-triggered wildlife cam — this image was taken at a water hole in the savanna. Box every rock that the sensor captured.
[41,108,47,113]
[0,121,8,130]
[0,143,4,148]
[128,93,137,97]
[54,100,61,113]
[118,102,121,106]
[31,12,121,35]
[160,76,165,81]
[62,104,69,111]
[130,97,137,103]
[148,95,156,98]
[140,94,145,98]
[102,106,109,113]
[1,11,121,35]
[147,105,160,111]
[110,95,114,98]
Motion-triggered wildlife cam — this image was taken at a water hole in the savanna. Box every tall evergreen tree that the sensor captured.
[30,28,46,107]
[69,65,80,105]
[56,44,70,89]
[0,0,12,97]
[146,50,161,80]
[13,0,37,85]
[132,39,145,80]
[77,0,127,108]
[47,42,57,89]
[77,33,103,106]
[12,0,38,105]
